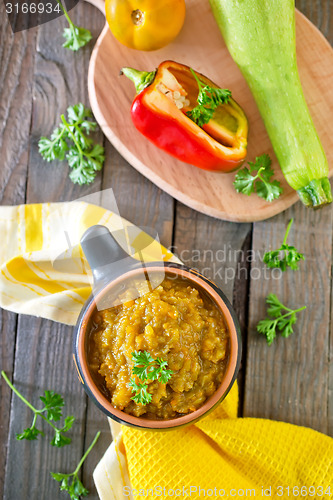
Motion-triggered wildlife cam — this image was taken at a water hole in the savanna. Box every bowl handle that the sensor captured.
[80,225,136,287]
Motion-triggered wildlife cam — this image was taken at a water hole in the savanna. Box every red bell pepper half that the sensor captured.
[121,60,248,172]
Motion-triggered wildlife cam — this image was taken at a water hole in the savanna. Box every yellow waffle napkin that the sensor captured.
[1,202,332,500]
[94,383,333,500]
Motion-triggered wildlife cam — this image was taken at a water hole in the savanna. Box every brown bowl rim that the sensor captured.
[77,265,240,429]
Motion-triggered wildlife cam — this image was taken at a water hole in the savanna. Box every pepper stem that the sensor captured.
[121,67,156,94]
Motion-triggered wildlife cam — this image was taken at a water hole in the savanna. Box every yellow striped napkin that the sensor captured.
[0,202,177,324]
[1,202,332,500]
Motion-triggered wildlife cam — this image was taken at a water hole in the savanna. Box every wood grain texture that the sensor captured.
[2,0,175,491]
[3,318,89,499]
[172,203,251,406]
[172,204,251,302]
[295,0,333,44]
[232,228,252,415]
[82,140,175,494]
[244,203,332,433]
[3,3,109,500]
[0,311,17,499]
[101,140,174,244]
[0,6,38,499]
[87,0,333,222]
[327,280,333,436]
[0,1,332,498]
[27,2,105,202]
[0,5,37,205]
[243,2,333,435]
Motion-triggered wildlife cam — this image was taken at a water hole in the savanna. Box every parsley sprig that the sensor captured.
[129,378,153,405]
[129,351,173,405]
[263,218,305,271]
[234,154,283,202]
[257,294,306,345]
[187,68,231,127]
[51,431,100,500]
[38,103,105,185]
[56,0,92,51]
[1,371,74,447]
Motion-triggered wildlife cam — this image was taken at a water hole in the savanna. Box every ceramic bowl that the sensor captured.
[73,225,241,430]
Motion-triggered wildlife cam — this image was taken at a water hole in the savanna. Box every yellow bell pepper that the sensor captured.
[105,0,186,51]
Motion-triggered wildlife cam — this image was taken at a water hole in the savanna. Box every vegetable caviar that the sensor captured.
[89,276,229,419]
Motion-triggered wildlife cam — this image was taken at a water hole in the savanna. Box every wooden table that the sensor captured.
[0,2,332,498]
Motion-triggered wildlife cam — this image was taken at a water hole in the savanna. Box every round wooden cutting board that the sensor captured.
[87,0,333,222]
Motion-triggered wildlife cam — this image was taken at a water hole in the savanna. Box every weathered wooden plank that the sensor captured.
[295,0,333,45]
[244,3,333,434]
[244,203,332,433]
[6,5,175,496]
[232,228,252,415]
[101,141,175,241]
[0,311,18,498]
[172,202,251,408]
[3,3,108,499]
[172,204,251,302]
[1,2,331,499]
[0,6,37,205]
[0,5,38,498]
[3,317,90,499]
[327,280,333,436]
[27,4,106,202]
[82,141,175,495]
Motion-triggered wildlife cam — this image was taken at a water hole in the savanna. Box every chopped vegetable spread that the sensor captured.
[89,276,229,420]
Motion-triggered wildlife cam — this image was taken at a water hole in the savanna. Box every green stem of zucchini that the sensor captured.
[297,178,332,208]
[209,0,331,209]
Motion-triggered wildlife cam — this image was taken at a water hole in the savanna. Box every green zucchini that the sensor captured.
[209,0,332,208]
